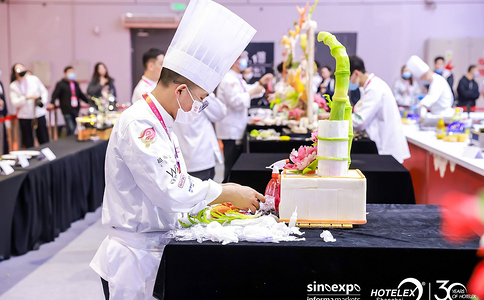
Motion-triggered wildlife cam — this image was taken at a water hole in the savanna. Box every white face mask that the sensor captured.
[243,72,253,82]
[174,88,203,124]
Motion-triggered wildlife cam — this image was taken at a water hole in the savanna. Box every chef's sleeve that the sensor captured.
[352,88,380,131]
[420,81,442,108]
[217,79,250,110]
[119,119,223,214]
[203,93,227,123]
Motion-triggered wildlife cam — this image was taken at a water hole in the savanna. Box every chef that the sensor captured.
[90,1,264,299]
[215,52,273,181]
[131,48,165,104]
[349,55,410,163]
[406,55,454,117]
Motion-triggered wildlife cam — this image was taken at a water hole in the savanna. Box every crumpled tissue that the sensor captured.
[172,216,306,245]
[320,230,336,242]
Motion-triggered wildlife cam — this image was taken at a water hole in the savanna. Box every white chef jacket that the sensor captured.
[420,73,454,116]
[215,69,264,140]
[353,74,410,163]
[90,93,223,299]
[9,75,48,119]
[131,76,157,104]
[172,93,226,173]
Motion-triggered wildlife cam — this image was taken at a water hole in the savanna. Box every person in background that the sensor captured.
[0,70,8,154]
[172,93,227,181]
[318,65,335,99]
[87,62,116,99]
[50,66,91,136]
[406,55,454,117]
[456,65,480,109]
[349,55,410,163]
[313,61,323,92]
[216,53,273,181]
[132,48,165,104]
[434,56,454,96]
[393,65,421,109]
[9,63,49,148]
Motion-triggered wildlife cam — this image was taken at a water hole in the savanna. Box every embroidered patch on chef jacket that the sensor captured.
[187,176,195,193]
[178,174,186,188]
[139,127,156,148]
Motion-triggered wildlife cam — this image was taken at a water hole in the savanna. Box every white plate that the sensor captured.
[10,150,41,157]
[1,159,16,166]
[1,154,17,160]
[2,154,32,160]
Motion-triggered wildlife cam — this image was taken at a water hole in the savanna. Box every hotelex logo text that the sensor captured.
[370,278,423,300]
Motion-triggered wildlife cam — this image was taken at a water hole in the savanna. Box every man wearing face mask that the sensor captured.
[132,48,165,104]
[350,55,410,164]
[50,66,91,136]
[90,1,265,299]
[216,52,273,181]
[434,56,455,96]
[406,55,454,117]
[456,65,481,108]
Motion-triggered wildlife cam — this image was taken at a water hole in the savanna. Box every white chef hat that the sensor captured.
[163,0,256,93]
[406,55,430,79]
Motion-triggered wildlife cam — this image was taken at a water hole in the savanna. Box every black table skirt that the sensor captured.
[154,204,479,300]
[229,153,416,204]
[248,137,379,154]
[0,136,108,260]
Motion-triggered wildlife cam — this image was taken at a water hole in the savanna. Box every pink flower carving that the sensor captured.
[284,145,317,171]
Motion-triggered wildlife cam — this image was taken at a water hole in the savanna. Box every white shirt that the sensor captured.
[393,77,421,107]
[215,69,263,140]
[131,76,157,104]
[420,73,454,115]
[353,74,410,163]
[172,93,227,172]
[9,75,48,119]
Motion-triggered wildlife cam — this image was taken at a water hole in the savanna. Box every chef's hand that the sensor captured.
[210,184,265,213]
[258,73,274,85]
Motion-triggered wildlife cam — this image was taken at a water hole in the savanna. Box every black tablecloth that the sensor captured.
[248,137,378,154]
[154,204,479,300]
[229,153,415,204]
[0,136,108,260]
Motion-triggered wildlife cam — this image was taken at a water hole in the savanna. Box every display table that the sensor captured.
[0,136,108,260]
[229,153,415,204]
[403,124,484,204]
[154,204,479,300]
[248,136,378,154]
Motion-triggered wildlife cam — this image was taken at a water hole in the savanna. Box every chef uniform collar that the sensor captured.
[162,0,256,94]
[148,92,175,128]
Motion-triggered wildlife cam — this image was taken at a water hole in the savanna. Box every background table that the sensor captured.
[229,153,416,204]
[154,204,479,300]
[248,136,379,154]
[0,136,108,260]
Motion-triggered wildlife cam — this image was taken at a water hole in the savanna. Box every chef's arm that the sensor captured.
[203,93,227,123]
[120,120,223,214]
[419,83,441,108]
[217,80,251,110]
[352,89,380,131]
